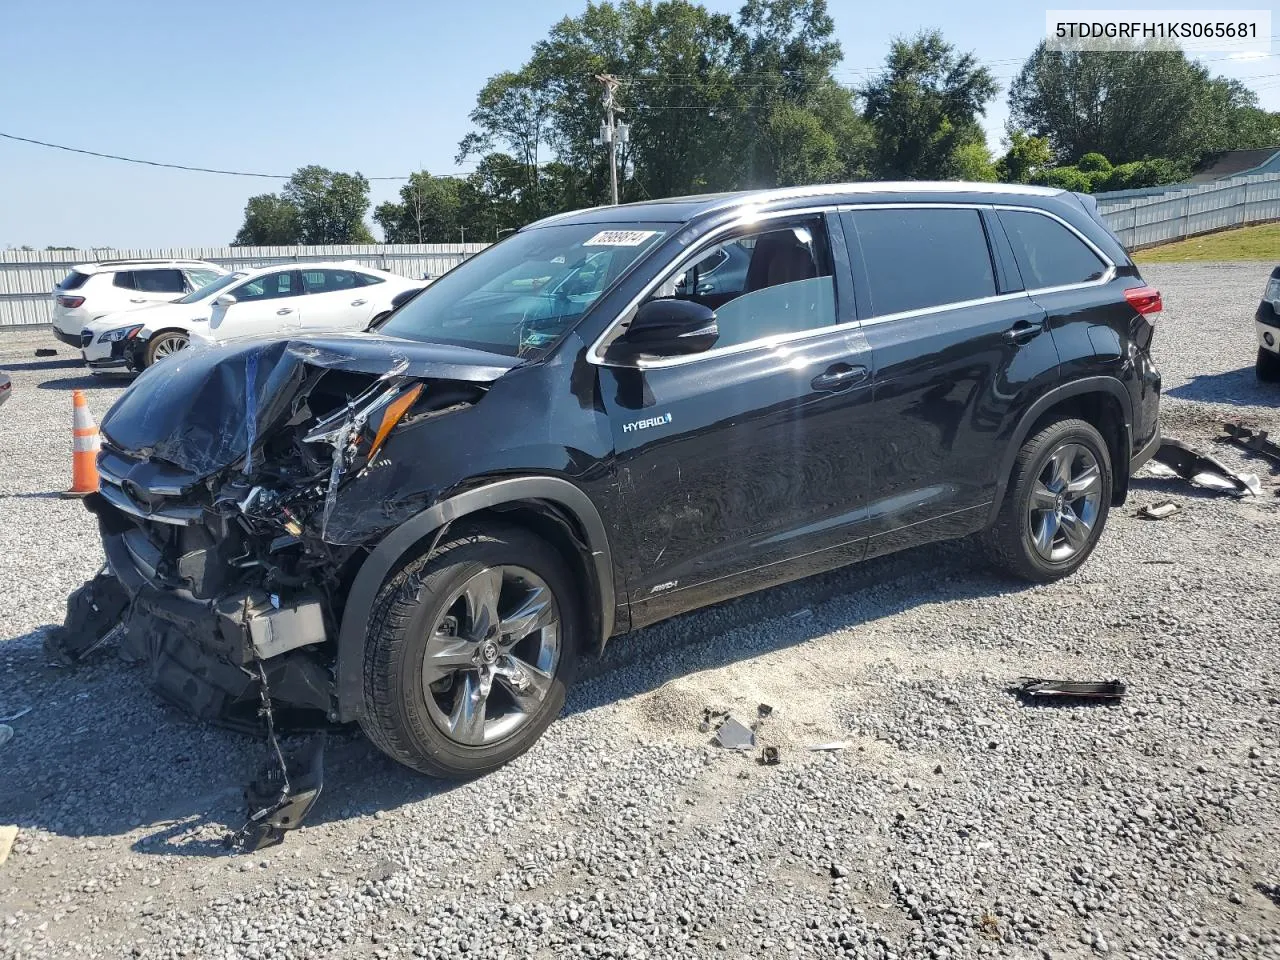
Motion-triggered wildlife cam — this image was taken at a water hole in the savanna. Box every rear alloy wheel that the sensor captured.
[983,418,1113,582]
[1257,347,1280,383]
[144,330,190,367]
[360,524,581,778]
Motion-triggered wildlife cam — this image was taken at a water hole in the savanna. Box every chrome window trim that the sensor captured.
[586,205,842,369]
[586,200,1118,370]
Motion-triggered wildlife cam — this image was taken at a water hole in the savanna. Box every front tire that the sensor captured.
[359,524,581,778]
[143,329,190,367]
[1257,347,1280,383]
[983,418,1113,583]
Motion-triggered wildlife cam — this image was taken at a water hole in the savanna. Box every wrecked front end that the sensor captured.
[73,333,514,731]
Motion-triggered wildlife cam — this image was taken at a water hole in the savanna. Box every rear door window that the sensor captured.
[846,208,997,318]
[301,268,362,294]
[133,269,186,293]
[997,210,1107,290]
[112,271,137,290]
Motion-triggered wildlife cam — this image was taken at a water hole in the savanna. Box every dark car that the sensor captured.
[1255,265,1280,382]
[84,182,1162,778]
[0,372,10,407]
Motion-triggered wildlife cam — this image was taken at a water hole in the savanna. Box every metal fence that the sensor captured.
[0,243,488,328]
[1096,172,1280,249]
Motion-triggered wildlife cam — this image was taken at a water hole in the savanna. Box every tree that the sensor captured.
[282,166,374,244]
[861,31,999,179]
[232,194,301,246]
[996,130,1053,183]
[760,104,843,186]
[232,167,373,246]
[949,142,998,182]
[1009,42,1267,167]
[374,171,462,243]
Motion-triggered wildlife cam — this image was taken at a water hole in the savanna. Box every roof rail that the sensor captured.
[94,258,202,267]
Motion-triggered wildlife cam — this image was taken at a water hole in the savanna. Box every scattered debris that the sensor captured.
[34,348,57,357]
[977,911,1003,941]
[0,706,31,723]
[0,725,12,748]
[45,571,129,664]
[830,863,848,879]
[759,745,781,766]
[1141,558,1176,565]
[1138,500,1181,520]
[788,607,813,619]
[1146,438,1260,497]
[808,741,849,752]
[1221,421,1280,469]
[934,763,945,775]
[698,707,728,734]
[1013,678,1127,701]
[0,825,16,867]
[756,703,773,720]
[712,716,755,751]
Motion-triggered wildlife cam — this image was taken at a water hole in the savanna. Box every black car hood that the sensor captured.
[99,333,517,478]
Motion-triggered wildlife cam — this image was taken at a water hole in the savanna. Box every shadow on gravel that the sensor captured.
[1166,365,1274,407]
[0,358,82,372]
[36,375,122,391]
[0,538,1031,856]
[0,491,66,500]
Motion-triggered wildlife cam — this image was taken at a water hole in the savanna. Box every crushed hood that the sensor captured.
[99,333,517,478]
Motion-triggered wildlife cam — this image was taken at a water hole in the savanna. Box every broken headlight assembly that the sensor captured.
[98,324,143,343]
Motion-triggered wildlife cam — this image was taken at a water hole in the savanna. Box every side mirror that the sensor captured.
[214,294,237,307]
[605,299,718,363]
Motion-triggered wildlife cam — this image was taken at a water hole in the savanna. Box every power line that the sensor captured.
[0,131,475,180]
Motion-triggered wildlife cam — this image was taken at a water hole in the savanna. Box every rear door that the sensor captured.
[598,211,876,625]
[841,204,1060,552]
[298,268,376,330]
[208,270,305,340]
[128,268,189,306]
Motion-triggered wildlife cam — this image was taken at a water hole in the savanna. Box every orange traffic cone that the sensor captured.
[63,390,100,498]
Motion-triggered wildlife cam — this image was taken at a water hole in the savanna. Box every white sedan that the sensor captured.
[81,262,422,371]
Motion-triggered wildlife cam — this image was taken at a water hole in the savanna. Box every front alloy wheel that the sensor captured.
[145,330,189,366]
[421,565,560,746]
[359,524,581,778]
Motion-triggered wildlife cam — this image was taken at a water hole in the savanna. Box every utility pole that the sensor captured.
[596,74,626,206]
[460,224,466,246]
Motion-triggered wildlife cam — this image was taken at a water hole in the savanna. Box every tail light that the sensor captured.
[1124,286,1162,317]
[57,295,85,308]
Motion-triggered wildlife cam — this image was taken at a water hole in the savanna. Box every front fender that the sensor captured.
[334,475,616,722]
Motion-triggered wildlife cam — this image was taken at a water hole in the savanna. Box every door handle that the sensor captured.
[351,298,367,306]
[810,363,868,393]
[1003,318,1045,342]
[277,308,293,315]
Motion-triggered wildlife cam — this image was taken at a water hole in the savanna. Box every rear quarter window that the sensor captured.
[58,271,90,290]
[847,207,997,317]
[997,210,1107,290]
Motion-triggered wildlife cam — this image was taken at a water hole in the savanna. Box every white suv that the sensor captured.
[51,260,226,349]
[81,262,422,371]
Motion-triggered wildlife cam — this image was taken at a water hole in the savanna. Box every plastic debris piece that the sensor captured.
[808,741,849,752]
[713,716,755,750]
[757,703,773,719]
[1147,438,1260,497]
[0,707,31,723]
[698,706,728,734]
[1014,678,1126,701]
[0,725,11,748]
[759,745,781,766]
[1138,500,1181,520]
[0,825,16,866]
[34,348,57,357]
[1221,421,1280,469]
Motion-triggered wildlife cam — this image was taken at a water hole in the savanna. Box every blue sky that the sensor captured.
[1,0,1276,248]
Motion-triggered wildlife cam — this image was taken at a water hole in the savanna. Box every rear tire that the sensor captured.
[359,524,581,778]
[982,418,1113,583]
[143,329,190,367]
[1257,347,1280,383]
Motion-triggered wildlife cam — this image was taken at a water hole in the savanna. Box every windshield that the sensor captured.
[378,222,674,358]
[175,271,246,304]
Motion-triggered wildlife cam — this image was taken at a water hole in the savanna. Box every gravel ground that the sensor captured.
[1,262,1278,960]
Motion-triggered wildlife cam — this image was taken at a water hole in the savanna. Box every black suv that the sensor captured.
[87,183,1162,778]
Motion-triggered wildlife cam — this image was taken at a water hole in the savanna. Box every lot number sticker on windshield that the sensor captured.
[583,230,658,247]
